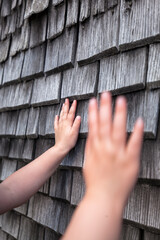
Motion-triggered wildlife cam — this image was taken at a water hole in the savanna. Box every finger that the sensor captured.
[112,96,127,148]
[63,98,70,119]
[59,103,65,118]
[72,116,81,135]
[88,98,99,139]
[126,118,144,161]
[99,91,112,139]
[68,100,77,125]
[54,115,59,130]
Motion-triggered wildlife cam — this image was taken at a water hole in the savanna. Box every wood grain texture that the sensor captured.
[2,211,20,238]
[26,107,40,138]
[21,44,45,80]
[147,43,160,89]
[76,100,89,136]
[30,12,47,48]
[44,228,60,240]
[1,0,11,17]
[66,0,79,27]
[140,139,160,181]
[0,229,8,240]
[124,184,150,226]
[31,74,61,106]
[52,0,64,6]
[34,138,54,158]
[77,6,119,65]
[0,138,10,158]
[71,169,85,205]
[119,0,160,51]
[3,52,24,85]
[49,169,72,201]
[25,0,49,19]
[91,0,106,16]
[10,19,30,57]
[22,139,35,161]
[120,223,140,240]
[125,90,160,139]
[79,0,91,22]
[27,193,61,231]
[8,139,24,159]
[0,158,17,181]
[38,105,60,137]
[16,109,29,138]
[61,61,98,100]
[144,231,160,240]
[61,138,86,168]
[99,47,147,95]
[47,4,65,40]
[0,63,4,85]
[0,37,10,63]
[45,26,77,74]
[18,216,45,240]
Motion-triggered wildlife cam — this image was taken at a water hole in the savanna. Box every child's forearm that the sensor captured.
[0,145,67,214]
[61,191,124,240]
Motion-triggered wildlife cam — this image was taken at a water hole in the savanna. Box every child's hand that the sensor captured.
[54,99,81,155]
[83,92,144,207]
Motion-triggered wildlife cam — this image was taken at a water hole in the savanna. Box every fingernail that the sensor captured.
[117,96,125,106]
[76,116,81,120]
[89,98,96,105]
[137,117,144,127]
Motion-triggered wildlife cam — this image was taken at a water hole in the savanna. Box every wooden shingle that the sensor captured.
[26,107,40,138]
[45,27,77,74]
[71,169,85,205]
[44,228,60,240]
[119,0,160,51]
[66,0,79,27]
[8,139,24,159]
[18,216,45,240]
[0,138,10,158]
[98,47,147,95]
[16,109,29,138]
[147,43,160,89]
[1,0,11,17]
[3,52,24,85]
[31,74,61,107]
[10,19,30,57]
[120,224,140,240]
[77,6,119,65]
[34,138,54,159]
[61,138,86,168]
[61,61,98,100]
[0,37,10,63]
[144,231,160,240]
[79,0,91,22]
[47,4,65,40]
[49,169,72,202]
[30,12,47,48]
[0,158,17,181]
[2,211,20,238]
[21,44,45,80]
[22,139,35,161]
[25,0,49,19]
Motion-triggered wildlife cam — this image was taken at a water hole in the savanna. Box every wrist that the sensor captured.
[53,143,70,158]
[84,188,125,215]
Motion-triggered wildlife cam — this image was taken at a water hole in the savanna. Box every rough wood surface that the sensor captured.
[119,0,160,51]
[1,211,20,238]
[21,44,45,80]
[79,0,91,22]
[77,6,119,65]
[26,107,40,138]
[144,231,160,240]
[31,74,61,106]
[120,223,140,240]
[147,43,160,89]
[0,37,10,63]
[18,216,44,240]
[61,62,98,100]
[0,158,17,181]
[25,0,49,19]
[66,0,79,27]
[45,27,77,74]
[99,47,147,95]
[47,4,65,40]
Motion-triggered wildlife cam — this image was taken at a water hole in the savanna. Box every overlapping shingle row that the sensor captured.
[0,0,160,239]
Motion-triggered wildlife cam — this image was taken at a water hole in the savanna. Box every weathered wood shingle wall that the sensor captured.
[0,0,160,239]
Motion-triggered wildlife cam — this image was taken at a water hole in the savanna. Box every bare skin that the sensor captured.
[62,92,144,240]
[0,99,81,214]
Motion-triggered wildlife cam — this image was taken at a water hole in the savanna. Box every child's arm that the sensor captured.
[0,99,81,214]
[61,92,144,240]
